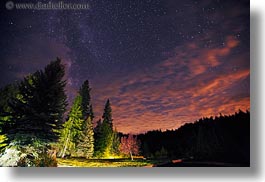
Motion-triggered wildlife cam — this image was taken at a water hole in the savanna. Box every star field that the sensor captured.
[0,0,250,133]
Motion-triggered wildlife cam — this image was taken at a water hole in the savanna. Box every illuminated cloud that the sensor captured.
[91,35,249,134]
[0,0,249,135]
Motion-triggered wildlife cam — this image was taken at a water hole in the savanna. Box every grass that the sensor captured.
[57,157,162,167]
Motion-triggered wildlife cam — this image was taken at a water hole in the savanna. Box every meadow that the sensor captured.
[57,158,164,167]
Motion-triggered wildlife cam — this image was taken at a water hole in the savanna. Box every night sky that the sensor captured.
[0,0,250,134]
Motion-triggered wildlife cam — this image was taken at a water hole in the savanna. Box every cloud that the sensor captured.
[90,35,249,134]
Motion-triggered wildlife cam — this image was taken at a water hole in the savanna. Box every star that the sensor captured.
[0,0,250,133]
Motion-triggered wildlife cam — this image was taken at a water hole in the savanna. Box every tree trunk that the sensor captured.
[130,151,134,161]
[61,131,71,158]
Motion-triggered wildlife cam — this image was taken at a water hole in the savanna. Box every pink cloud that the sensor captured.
[91,35,249,134]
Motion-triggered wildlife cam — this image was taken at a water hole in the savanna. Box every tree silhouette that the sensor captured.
[102,99,113,128]
[1,58,67,144]
[94,99,114,157]
[79,80,94,120]
[138,110,250,165]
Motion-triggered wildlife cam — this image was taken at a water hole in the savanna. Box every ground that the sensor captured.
[57,158,166,167]
[57,158,248,167]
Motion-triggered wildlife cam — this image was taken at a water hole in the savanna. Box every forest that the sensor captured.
[138,110,250,166]
[0,59,250,167]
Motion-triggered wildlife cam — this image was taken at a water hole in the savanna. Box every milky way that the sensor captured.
[0,0,250,133]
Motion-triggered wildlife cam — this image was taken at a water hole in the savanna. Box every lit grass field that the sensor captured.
[57,158,163,167]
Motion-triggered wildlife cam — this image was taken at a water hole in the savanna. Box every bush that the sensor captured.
[0,142,57,167]
[0,143,21,167]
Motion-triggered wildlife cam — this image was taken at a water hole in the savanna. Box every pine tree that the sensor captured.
[58,95,83,158]
[94,119,102,135]
[74,80,95,158]
[76,117,94,158]
[89,105,94,120]
[93,119,102,156]
[1,58,67,144]
[111,129,120,156]
[102,99,113,128]
[79,80,94,120]
[94,99,113,157]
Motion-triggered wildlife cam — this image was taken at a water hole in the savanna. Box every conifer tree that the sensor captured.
[89,105,94,120]
[79,80,94,120]
[94,119,102,135]
[94,119,102,156]
[76,117,94,158]
[1,58,67,144]
[58,95,83,158]
[75,80,95,158]
[102,99,113,128]
[94,99,113,157]
[111,129,120,156]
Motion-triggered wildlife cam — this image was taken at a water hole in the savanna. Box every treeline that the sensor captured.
[0,59,250,166]
[0,59,140,166]
[138,110,250,165]
[58,81,139,160]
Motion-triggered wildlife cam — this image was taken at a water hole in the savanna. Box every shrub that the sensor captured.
[0,142,57,167]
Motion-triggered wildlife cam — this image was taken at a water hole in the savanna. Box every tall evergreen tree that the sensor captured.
[94,119,102,155]
[89,105,94,120]
[76,117,94,158]
[79,80,94,120]
[94,99,113,157]
[75,80,95,158]
[1,58,67,144]
[111,128,120,156]
[94,119,102,134]
[102,99,113,128]
[58,95,83,158]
